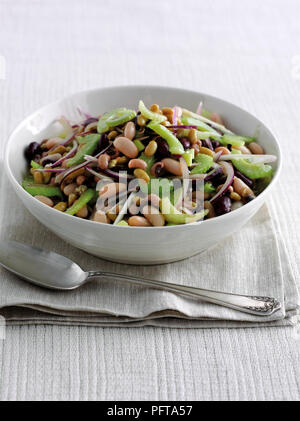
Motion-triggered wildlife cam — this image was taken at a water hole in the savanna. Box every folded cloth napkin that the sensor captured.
[0,171,299,328]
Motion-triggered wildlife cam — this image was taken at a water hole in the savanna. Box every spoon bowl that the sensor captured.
[0,240,87,290]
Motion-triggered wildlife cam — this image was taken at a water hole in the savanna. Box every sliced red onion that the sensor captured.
[40,153,62,165]
[101,169,135,181]
[83,117,98,126]
[86,167,113,180]
[203,138,214,151]
[196,101,203,115]
[84,155,98,163]
[77,107,93,120]
[210,162,234,204]
[213,150,223,162]
[76,130,93,137]
[204,165,223,182]
[94,141,113,158]
[36,167,66,173]
[54,160,92,184]
[172,106,178,125]
[169,125,198,129]
[49,140,78,168]
[220,154,277,163]
[189,174,206,180]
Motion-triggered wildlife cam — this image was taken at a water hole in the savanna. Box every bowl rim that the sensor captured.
[5,84,282,232]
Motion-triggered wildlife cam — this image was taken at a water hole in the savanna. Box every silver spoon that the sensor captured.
[0,240,281,316]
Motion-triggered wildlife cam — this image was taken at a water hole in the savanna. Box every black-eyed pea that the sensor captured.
[53,202,67,212]
[248,142,264,155]
[35,196,54,207]
[148,194,161,208]
[124,121,136,140]
[128,216,151,227]
[128,158,147,170]
[142,205,165,227]
[113,137,139,158]
[76,205,88,218]
[99,182,127,199]
[161,158,182,176]
[92,210,110,223]
[133,169,150,183]
[98,153,110,170]
[63,183,77,196]
[145,140,157,157]
[233,176,255,200]
[150,162,164,177]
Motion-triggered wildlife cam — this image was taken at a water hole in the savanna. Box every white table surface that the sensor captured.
[1,0,300,401]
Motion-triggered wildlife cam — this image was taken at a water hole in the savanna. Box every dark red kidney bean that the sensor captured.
[234,170,253,188]
[204,166,224,183]
[211,140,220,149]
[24,142,42,161]
[180,138,191,149]
[213,196,232,216]
[156,138,170,158]
[202,139,214,151]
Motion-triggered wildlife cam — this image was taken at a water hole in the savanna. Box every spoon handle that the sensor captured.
[87,271,281,316]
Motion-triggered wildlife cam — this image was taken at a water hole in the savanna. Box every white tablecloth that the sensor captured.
[0,0,300,401]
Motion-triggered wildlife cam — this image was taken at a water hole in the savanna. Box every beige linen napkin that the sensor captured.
[0,170,299,328]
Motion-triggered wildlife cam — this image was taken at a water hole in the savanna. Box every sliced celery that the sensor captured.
[147,121,184,155]
[182,149,194,166]
[97,108,136,134]
[160,197,208,224]
[138,100,166,123]
[190,154,213,174]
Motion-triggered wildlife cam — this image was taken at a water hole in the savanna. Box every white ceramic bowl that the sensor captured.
[5,86,281,264]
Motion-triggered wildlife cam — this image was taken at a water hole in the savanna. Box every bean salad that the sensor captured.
[23,100,277,227]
